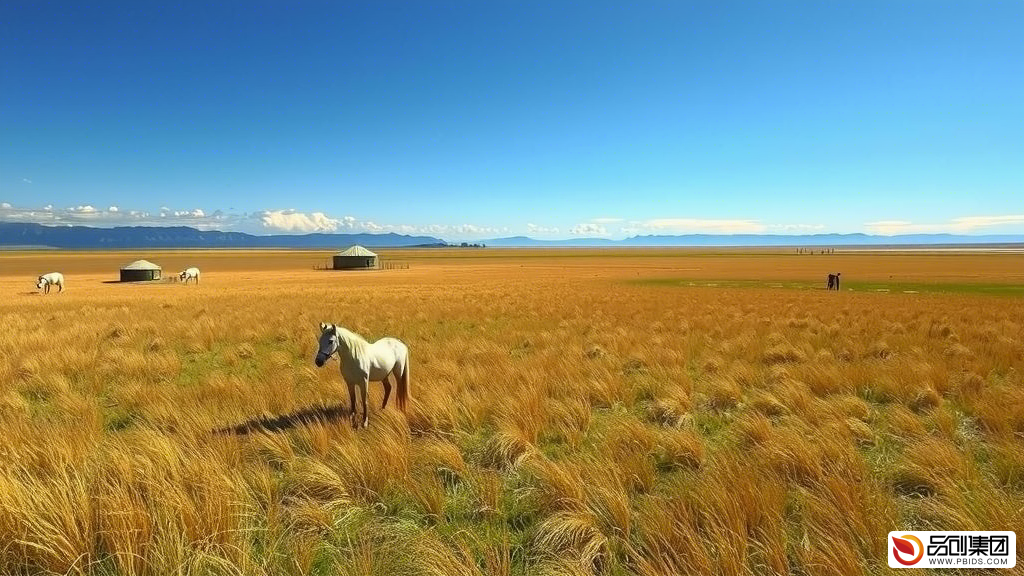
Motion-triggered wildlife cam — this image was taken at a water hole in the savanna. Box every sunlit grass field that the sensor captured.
[1,248,1022,575]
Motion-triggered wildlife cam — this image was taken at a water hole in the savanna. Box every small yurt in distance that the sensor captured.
[332,246,377,270]
[120,259,162,282]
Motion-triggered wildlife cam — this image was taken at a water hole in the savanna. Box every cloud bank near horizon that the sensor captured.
[0,202,508,239]
[864,215,1024,235]
[1,201,1023,239]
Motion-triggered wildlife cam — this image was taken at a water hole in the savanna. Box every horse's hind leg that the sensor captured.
[381,373,393,410]
[359,380,369,428]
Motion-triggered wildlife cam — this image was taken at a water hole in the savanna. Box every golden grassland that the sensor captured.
[0,249,1022,575]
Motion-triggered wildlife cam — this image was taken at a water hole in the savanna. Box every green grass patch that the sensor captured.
[175,339,296,387]
[104,407,138,432]
[176,349,226,386]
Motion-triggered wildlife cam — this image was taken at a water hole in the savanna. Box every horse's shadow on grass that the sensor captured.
[214,404,349,435]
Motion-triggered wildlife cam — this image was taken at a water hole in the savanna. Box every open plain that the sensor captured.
[1,248,1022,575]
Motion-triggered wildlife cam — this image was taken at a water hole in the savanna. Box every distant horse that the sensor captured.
[314,323,410,428]
[37,272,65,294]
[179,267,201,284]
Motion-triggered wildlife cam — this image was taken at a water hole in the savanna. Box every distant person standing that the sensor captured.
[826,273,842,291]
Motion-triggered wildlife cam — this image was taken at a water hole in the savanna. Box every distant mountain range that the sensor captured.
[482,233,1024,247]
[0,222,443,249]
[1,222,1022,249]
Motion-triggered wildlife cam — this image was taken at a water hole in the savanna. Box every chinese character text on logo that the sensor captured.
[888,532,1016,569]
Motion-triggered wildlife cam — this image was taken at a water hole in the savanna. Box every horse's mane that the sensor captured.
[336,326,370,356]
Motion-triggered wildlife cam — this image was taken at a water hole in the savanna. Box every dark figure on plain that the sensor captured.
[827,272,842,291]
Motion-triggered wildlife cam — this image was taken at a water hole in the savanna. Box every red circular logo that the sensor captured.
[892,535,924,566]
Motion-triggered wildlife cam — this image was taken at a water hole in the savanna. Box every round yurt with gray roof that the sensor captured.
[120,259,162,282]
[333,246,377,270]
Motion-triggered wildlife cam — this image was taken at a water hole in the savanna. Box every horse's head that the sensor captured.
[315,322,339,367]
[36,276,45,289]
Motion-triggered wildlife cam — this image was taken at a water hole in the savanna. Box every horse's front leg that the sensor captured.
[346,380,357,427]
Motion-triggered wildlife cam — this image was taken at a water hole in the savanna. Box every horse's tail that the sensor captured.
[397,351,410,414]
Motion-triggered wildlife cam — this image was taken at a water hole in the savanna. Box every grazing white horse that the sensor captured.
[36,272,65,294]
[314,323,410,428]
[179,267,201,284]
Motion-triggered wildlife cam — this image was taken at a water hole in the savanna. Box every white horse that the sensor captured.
[314,323,410,428]
[36,272,65,294]
[179,267,201,284]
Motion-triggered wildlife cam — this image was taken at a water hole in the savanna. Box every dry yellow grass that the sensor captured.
[0,248,1022,575]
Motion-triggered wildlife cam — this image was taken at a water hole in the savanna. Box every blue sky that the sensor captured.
[1,1,1021,239]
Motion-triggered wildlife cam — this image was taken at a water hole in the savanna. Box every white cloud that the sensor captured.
[452,224,495,235]
[0,203,223,229]
[256,210,502,237]
[387,224,420,234]
[953,215,1024,229]
[570,222,608,236]
[260,209,341,233]
[1,202,504,239]
[865,215,1024,235]
[527,223,560,235]
[0,202,11,209]
[623,218,767,235]
[768,223,827,233]
[408,223,503,237]
[21,178,32,184]
[419,224,447,235]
